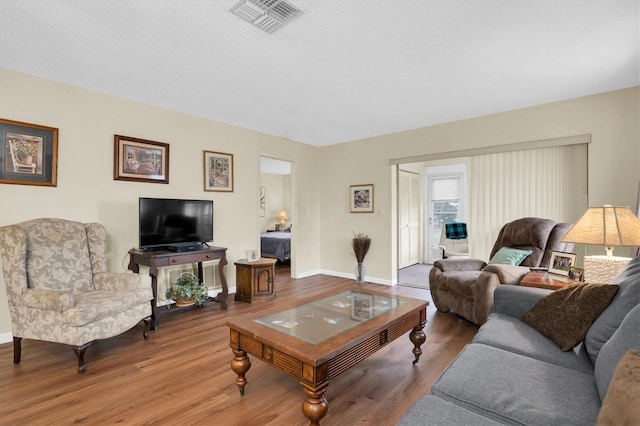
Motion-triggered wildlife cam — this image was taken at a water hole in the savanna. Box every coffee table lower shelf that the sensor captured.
[227,296,427,426]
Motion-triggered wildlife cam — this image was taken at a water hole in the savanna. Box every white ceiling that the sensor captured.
[0,1,638,147]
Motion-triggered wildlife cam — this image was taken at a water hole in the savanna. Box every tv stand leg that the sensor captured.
[214,254,229,310]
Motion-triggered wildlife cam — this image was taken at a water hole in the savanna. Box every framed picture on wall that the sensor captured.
[114,135,169,184]
[0,118,58,187]
[350,184,374,213]
[548,250,577,276]
[204,150,234,192]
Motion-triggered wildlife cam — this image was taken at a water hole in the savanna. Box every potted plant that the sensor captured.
[352,232,371,283]
[165,272,208,307]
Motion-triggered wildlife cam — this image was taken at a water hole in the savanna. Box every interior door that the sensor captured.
[399,170,420,268]
[426,172,463,263]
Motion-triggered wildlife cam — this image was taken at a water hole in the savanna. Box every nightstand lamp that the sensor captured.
[561,205,640,283]
[277,209,288,228]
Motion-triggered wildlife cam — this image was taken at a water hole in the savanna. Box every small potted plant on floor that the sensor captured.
[165,272,208,307]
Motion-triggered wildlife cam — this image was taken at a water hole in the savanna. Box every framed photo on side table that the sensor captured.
[350,184,374,213]
[114,135,169,184]
[0,118,58,187]
[204,150,234,192]
[548,250,577,277]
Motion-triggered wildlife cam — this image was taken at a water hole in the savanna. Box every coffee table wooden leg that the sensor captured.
[300,381,329,426]
[410,320,426,365]
[230,348,251,395]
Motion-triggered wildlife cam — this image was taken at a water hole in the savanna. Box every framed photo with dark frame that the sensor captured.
[350,183,374,213]
[204,150,234,192]
[113,135,169,184]
[548,250,577,277]
[0,118,58,187]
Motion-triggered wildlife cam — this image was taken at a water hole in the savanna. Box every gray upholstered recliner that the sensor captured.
[429,217,574,325]
[0,218,153,373]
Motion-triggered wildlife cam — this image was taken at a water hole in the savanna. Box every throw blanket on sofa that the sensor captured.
[445,222,467,239]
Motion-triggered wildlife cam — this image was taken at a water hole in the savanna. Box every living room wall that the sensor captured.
[0,67,638,339]
[0,68,323,338]
[317,87,639,284]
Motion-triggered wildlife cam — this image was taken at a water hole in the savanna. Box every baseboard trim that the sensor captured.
[0,332,12,345]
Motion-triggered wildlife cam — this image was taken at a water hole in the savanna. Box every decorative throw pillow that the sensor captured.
[596,350,640,425]
[521,283,619,351]
[488,247,533,266]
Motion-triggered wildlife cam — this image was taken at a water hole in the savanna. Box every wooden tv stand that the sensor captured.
[127,246,228,329]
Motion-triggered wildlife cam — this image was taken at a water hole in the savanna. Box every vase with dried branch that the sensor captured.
[352,232,371,283]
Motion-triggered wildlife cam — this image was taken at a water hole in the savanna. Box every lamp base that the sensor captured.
[583,255,631,283]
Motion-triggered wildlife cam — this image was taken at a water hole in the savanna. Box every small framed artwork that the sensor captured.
[548,250,577,276]
[568,266,584,282]
[0,118,58,187]
[114,135,169,184]
[246,249,258,262]
[350,184,374,213]
[350,294,373,321]
[259,186,265,217]
[204,150,234,192]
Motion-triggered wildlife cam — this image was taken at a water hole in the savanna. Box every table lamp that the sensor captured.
[561,205,640,283]
[277,210,288,228]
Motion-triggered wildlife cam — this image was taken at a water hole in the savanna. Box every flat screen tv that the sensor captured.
[139,197,213,251]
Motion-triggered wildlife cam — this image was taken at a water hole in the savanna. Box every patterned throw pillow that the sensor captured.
[521,283,619,351]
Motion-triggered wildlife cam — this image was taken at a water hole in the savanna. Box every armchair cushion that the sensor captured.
[93,272,141,292]
[64,287,152,327]
[488,247,532,265]
[521,283,619,351]
[433,258,487,272]
[23,289,75,312]
[483,264,530,285]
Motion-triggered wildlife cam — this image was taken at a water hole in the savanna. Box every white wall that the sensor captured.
[0,67,638,338]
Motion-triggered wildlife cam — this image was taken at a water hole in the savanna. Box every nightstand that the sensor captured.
[519,271,575,290]
[234,258,277,303]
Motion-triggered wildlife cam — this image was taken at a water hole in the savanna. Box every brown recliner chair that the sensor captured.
[429,217,574,325]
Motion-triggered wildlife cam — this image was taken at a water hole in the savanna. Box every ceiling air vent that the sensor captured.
[230,0,302,34]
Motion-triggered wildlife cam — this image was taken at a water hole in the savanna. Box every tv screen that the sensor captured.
[139,197,213,250]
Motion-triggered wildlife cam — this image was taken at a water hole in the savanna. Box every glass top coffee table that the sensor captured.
[226,289,428,425]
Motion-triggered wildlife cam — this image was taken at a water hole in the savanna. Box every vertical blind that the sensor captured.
[469,144,588,260]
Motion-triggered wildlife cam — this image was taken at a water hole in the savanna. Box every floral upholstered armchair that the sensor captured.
[0,218,153,373]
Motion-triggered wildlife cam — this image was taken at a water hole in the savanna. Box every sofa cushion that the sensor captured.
[585,256,640,365]
[594,304,640,401]
[432,343,601,425]
[397,395,504,426]
[596,349,640,426]
[521,282,618,351]
[473,312,594,374]
[488,247,532,265]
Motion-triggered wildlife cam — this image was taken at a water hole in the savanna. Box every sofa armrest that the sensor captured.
[434,258,487,272]
[493,285,551,317]
[483,264,530,285]
[23,289,75,312]
[93,272,141,292]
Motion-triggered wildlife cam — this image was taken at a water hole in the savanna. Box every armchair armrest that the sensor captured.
[483,264,530,285]
[433,258,487,272]
[493,285,551,318]
[23,289,75,312]
[93,272,141,292]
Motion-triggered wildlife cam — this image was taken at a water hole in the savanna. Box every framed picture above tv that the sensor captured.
[114,135,169,184]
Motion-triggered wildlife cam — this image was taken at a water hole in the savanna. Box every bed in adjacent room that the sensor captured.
[260,231,291,262]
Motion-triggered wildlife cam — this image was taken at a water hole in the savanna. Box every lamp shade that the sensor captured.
[277,210,288,225]
[561,206,640,248]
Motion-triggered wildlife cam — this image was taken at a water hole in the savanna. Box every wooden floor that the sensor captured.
[0,267,478,426]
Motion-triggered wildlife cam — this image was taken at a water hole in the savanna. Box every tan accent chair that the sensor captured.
[438,226,469,259]
[0,218,153,373]
[429,217,574,325]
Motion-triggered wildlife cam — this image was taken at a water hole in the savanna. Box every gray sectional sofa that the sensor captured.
[399,255,640,426]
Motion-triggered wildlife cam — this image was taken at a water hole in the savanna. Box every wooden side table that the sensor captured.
[519,271,574,290]
[234,258,277,303]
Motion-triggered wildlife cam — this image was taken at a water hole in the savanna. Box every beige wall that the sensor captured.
[318,87,639,284]
[0,67,638,338]
[259,172,292,232]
